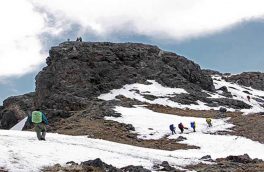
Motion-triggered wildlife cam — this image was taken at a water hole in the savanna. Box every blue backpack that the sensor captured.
[190,122,195,128]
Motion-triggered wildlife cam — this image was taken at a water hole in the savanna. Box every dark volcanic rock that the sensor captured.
[200,155,213,162]
[0,110,17,129]
[190,154,264,172]
[35,42,214,111]
[44,158,151,172]
[202,69,222,76]
[225,154,256,164]
[226,72,264,91]
[152,161,182,172]
[121,165,151,172]
[219,107,227,113]
[0,92,34,129]
[205,98,251,110]
[81,158,120,172]
[217,86,233,98]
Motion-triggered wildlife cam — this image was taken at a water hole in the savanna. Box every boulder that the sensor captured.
[226,154,253,164]
[219,107,227,113]
[121,165,151,172]
[0,110,17,129]
[226,72,264,91]
[81,158,121,172]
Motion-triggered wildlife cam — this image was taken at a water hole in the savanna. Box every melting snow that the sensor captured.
[99,78,264,114]
[212,75,264,114]
[106,106,264,161]
[98,80,187,101]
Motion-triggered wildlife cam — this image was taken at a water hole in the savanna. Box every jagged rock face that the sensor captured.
[35,42,214,111]
[226,72,264,91]
[0,92,34,129]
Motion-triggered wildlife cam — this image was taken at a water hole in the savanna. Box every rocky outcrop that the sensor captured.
[1,41,257,129]
[153,161,181,171]
[43,158,151,172]
[35,41,214,111]
[189,154,264,172]
[0,92,34,129]
[226,72,264,91]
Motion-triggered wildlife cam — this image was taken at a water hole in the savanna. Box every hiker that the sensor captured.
[26,109,49,140]
[178,123,188,133]
[76,37,83,42]
[169,124,176,135]
[247,95,251,102]
[190,121,196,132]
[206,118,212,127]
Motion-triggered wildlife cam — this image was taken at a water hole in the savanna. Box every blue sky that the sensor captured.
[0,0,264,104]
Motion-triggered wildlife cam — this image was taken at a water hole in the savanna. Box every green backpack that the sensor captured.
[32,111,42,124]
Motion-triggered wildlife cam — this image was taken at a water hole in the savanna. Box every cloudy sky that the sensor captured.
[0,0,264,104]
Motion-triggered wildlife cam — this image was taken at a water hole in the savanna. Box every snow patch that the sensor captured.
[10,117,27,131]
[98,80,187,101]
[211,75,264,114]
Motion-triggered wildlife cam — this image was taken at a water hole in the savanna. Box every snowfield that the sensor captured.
[106,106,234,140]
[2,106,264,171]
[0,129,204,172]
[106,106,264,160]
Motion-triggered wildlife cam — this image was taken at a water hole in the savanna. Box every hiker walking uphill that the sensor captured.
[206,118,212,127]
[169,124,176,135]
[26,109,49,140]
[190,121,196,132]
[178,123,188,133]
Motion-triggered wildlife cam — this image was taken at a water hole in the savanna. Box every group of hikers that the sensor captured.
[26,108,214,140]
[169,118,212,135]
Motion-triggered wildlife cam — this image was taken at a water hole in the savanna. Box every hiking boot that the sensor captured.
[40,138,46,141]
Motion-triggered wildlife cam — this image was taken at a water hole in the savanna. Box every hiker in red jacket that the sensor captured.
[178,123,188,133]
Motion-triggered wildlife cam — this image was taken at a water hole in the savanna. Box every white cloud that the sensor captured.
[32,0,264,40]
[1,0,264,78]
[0,0,46,78]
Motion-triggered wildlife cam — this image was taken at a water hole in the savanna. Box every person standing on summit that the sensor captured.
[26,109,49,140]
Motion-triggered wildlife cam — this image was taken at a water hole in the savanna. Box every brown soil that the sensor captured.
[229,114,264,144]
[48,112,198,151]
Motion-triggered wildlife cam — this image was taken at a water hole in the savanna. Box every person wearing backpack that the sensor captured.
[206,118,212,127]
[169,124,176,135]
[190,121,196,132]
[26,109,49,140]
[178,123,188,133]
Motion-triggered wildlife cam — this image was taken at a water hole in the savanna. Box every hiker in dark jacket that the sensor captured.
[26,109,49,140]
[190,121,196,132]
[169,124,176,135]
[178,123,188,133]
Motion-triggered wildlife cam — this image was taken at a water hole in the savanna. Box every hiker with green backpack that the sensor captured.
[26,109,49,140]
